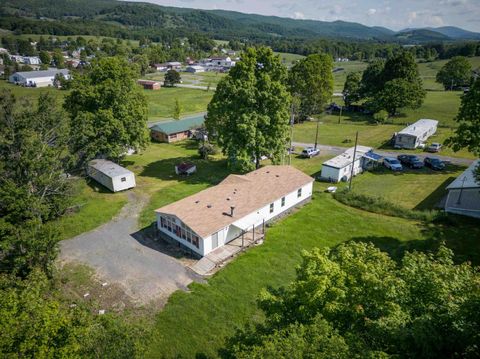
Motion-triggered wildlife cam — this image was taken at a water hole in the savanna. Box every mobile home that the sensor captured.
[320,146,374,182]
[87,159,136,192]
[394,119,438,149]
[445,160,480,218]
[155,166,313,257]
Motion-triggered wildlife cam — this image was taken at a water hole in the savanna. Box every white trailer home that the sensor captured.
[394,119,438,149]
[155,166,313,257]
[9,69,70,87]
[320,146,374,182]
[87,159,136,193]
[445,160,480,219]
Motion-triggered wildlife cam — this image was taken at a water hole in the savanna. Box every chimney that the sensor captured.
[230,206,235,217]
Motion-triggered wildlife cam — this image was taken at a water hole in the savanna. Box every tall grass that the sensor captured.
[333,189,441,222]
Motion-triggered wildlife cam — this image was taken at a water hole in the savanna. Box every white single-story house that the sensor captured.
[394,119,438,149]
[155,165,314,256]
[185,65,205,73]
[9,69,70,87]
[445,160,480,219]
[153,63,168,72]
[87,159,136,193]
[321,146,380,182]
[23,56,41,65]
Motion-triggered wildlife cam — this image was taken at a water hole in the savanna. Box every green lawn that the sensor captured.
[274,51,305,66]
[53,179,128,240]
[0,79,66,101]
[144,87,213,120]
[333,60,368,92]
[145,71,226,88]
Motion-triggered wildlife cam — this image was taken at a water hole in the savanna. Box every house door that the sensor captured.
[212,232,219,249]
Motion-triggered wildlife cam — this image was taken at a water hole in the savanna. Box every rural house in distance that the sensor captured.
[150,115,205,143]
[155,166,314,256]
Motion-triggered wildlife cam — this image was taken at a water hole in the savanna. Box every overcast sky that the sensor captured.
[129,0,480,32]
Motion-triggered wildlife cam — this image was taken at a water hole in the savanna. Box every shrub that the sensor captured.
[373,109,389,124]
[333,189,441,222]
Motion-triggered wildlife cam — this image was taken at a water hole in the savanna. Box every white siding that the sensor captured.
[321,159,364,183]
[445,188,480,219]
[156,215,205,256]
[87,166,135,192]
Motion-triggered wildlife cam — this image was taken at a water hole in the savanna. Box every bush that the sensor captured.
[198,143,218,159]
[333,189,441,222]
[373,109,389,124]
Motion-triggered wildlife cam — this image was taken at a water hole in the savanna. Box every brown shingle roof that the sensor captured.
[155,165,313,238]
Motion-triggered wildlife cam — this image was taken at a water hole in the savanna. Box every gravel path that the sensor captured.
[292,142,475,166]
[59,191,198,305]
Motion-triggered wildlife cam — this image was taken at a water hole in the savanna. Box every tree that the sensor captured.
[446,78,480,180]
[373,78,426,116]
[53,73,72,90]
[360,59,385,97]
[342,72,361,107]
[132,54,150,76]
[436,56,472,90]
[288,54,333,119]
[382,51,419,83]
[206,47,291,170]
[65,57,149,165]
[224,242,480,358]
[52,50,64,69]
[173,98,182,120]
[164,69,181,87]
[0,91,72,277]
[39,50,51,66]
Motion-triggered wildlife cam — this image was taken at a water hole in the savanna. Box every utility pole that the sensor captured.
[314,116,320,150]
[338,105,342,124]
[289,110,294,165]
[348,131,359,191]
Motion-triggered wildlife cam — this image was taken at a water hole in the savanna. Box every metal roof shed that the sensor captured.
[87,159,136,192]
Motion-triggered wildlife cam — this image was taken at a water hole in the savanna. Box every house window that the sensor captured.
[121,177,126,182]
[270,203,274,213]
[281,197,285,207]
[192,236,199,248]
[297,188,302,198]
[212,232,219,249]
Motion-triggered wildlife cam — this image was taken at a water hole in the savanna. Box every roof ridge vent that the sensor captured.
[207,204,212,208]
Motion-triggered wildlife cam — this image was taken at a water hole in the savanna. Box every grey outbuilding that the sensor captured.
[87,159,136,192]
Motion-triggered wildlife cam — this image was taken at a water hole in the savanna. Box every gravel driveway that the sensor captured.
[59,191,198,305]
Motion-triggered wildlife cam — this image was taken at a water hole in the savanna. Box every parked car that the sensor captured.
[397,154,424,169]
[301,147,320,158]
[424,157,445,171]
[426,142,442,153]
[383,157,403,171]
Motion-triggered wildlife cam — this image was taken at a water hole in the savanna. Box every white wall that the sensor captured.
[321,159,364,183]
[111,173,136,192]
[445,188,480,219]
[156,215,205,256]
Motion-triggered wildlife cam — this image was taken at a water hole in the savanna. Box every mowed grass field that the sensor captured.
[145,71,226,88]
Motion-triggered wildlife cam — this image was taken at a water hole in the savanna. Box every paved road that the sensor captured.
[59,191,198,305]
[292,142,475,166]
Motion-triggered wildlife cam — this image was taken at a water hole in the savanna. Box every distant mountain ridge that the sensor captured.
[1,0,479,43]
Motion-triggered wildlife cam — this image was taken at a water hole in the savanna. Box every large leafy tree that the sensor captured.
[206,47,291,170]
[65,57,149,165]
[436,56,473,90]
[446,78,480,181]
[288,53,333,119]
[164,69,181,87]
[342,72,361,107]
[0,90,72,277]
[224,242,480,358]
[360,58,385,97]
[374,78,426,116]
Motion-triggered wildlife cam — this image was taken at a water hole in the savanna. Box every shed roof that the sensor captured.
[155,165,313,238]
[446,160,480,190]
[88,159,133,178]
[322,145,373,169]
[13,68,69,79]
[150,115,205,135]
[398,119,438,137]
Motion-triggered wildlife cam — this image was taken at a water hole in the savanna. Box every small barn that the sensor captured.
[175,162,197,175]
[320,146,375,182]
[445,160,480,218]
[394,119,438,149]
[87,159,136,193]
[150,115,205,143]
[9,69,70,87]
[137,80,161,90]
[186,65,205,73]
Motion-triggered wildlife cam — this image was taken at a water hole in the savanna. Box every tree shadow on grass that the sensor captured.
[413,176,457,210]
[349,214,480,265]
[365,163,466,177]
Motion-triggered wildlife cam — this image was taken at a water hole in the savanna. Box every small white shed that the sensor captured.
[87,159,136,193]
[320,146,373,182]
[394,119,438,149]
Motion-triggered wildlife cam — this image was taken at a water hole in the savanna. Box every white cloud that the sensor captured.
[293,11,305,19]
[367,8,377,16]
